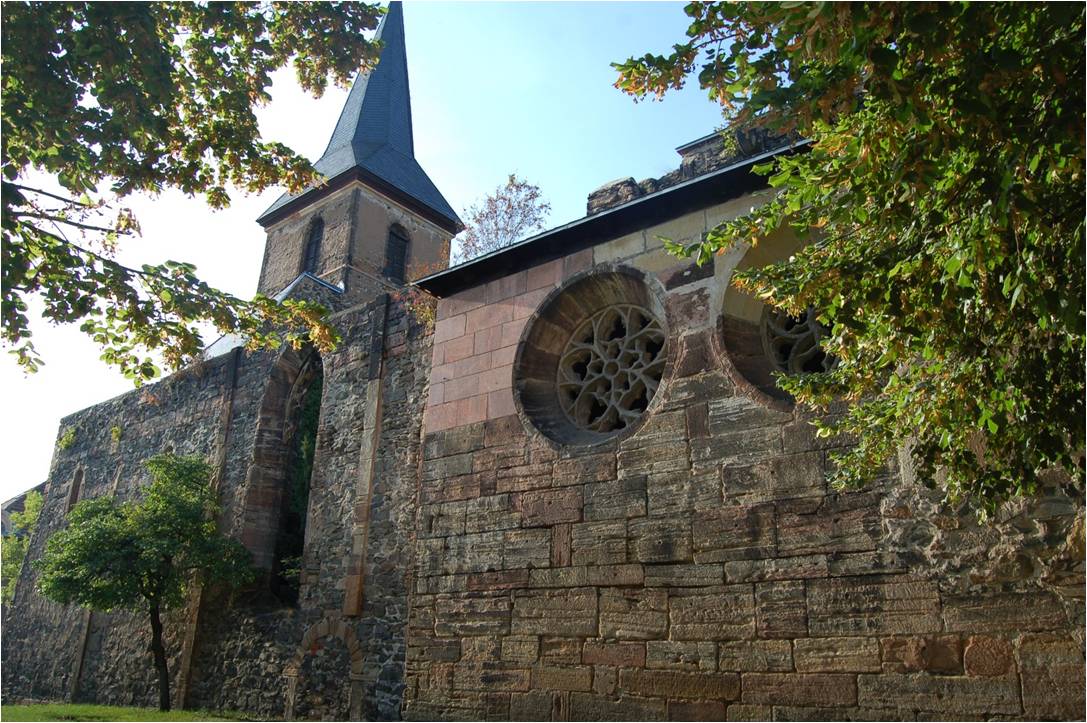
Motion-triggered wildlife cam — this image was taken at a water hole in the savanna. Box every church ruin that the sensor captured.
[3,4,1083,720]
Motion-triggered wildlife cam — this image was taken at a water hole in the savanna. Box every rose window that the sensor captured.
[557,304,666,433]
[761,306,835,375]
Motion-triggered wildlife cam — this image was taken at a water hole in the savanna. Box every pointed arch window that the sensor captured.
[302,219,324,275]
[384,225,410,282]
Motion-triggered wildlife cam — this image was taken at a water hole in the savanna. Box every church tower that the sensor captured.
[254,2,460,306]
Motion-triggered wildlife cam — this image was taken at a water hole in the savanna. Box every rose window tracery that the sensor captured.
[557,304,666,434]
[761,306,835,375]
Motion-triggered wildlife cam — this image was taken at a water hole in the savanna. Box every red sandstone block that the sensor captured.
[487,389,516,420]
[474,325,503,355]
[527,258,563,291]
[491,344,518,367]
[432,343,445,367]
[432,361,456,384]
[438,285,487,320]
[563,248,593,279]
[429,382,445,406]
[466,303,514,335]
[963,636,1014,677]
[513,287,553,320]
[453,352,493,378]
[479,365,512,395]
[486,271,527,303]
[500,318,528,348]
[443,334,476,364]
[583,641,646,667]
[551,524,572,567]
[444,373,481,404]
[434,313,466,343]
[740,673,857,707]
[521,487,583,526]
[456,395,488,427]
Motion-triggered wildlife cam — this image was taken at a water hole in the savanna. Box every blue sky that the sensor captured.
[1,2,726,500]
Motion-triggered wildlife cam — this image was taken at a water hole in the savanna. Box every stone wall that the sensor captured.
[403,197,1085,721]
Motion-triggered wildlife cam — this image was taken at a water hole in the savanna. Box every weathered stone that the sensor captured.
[467,569,530,591]
[755,580,808,639]
[530,665,592,692]
[724,554,829,583]
[567,692,668,721]
[512,589,598,637]
[551,523,572,567]
[725,704,773,721]
[571,520,628,566]
[501,636,539,665]
[793,637,881,673]
[509,691,553,721]
[807,576,941,636]
[722,452,825,505]
[445,531,505,574]
[776,493,881,556]
[453,662,530,692]
[717,640,792,672]
[528,564,643,588]
[434,595,511,636]
[504,528,552,569]
[741,673,857,707]
[880,635,963,675]
[424,500,467,537]
[630,516,692,563]
[465,494,520,533]
[539,637,581,664]
[646,470,721,517]
[942,591,1068,633]
[583,641,646,668]
[1017,634,1086,720]
[584,476,647,520]
[620,669,740,701]
[962,636,1013,677]
[668,699,728,720]
[856,673,1021,716]
[644,563,723,587]
[670,587,756,641]
[521,487,582,526]
[554,453,616,486]
[599,588,668,640]
[646,641,717,671]
[692,503,775,562]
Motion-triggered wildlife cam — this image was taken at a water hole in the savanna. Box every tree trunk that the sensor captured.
[148,602,171,712]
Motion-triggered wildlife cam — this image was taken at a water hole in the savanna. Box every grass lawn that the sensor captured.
[0,704,252,721]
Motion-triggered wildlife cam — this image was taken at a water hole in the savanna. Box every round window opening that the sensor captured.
[761,306,835,375]
[515,268,669,446]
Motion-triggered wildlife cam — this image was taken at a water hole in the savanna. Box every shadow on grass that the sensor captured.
[0,704,256,722]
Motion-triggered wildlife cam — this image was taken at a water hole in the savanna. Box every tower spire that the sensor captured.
[258,1,460,231]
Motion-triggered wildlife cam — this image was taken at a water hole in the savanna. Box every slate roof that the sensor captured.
[257,2,460,230]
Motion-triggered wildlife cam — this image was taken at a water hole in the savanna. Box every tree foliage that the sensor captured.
[615,2,1084,512]
[453,174,551,264]
[1,489,43,605]
[2,2,385,380]
[35,454,253,711]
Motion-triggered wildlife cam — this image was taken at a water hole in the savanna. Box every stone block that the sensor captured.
[531,665,592,692]
[644,563,723,587]
[708,395,792,432]
[425,501,467,537]
[755,580,807,639]
[724,554,829,583]
[646,641,717,671]
[962,636,1013,677]
[620,669,740,701]
[460,636,502,660]
[445,531,505,574]
[434,594,511,636]
[692,503,775,563]
[717,640,792,672]
[504,528,552,569]
[670,587,756,641]
[567,692,668,721]
[571,520,628,566]
[501,636,539,665]
[722,452,825,505]
[942,591,1068,633]
[807,576,940,636]
[630,516,692,563]
[509,691,553,721]
[583,476,647,520]
[521,487,582,526]
[691,427,782,470]
[452,662,530,692]
[467,569,530,592]
[495,463,553,493]
[528,564,643,588]
[552,523,571,567]
[583,642,646,668]
[512,589,598,637]
[725,704,773,721]
[668,700,728,721]
[776,492,881,556]
[794,637,880,673]
[554,453,616,486]
[540,637,581,664]
[856,673,1021,716]
[880,635,963,675]
[741,673,857,707]
[599,588,668,640]
[592,665,618,695]
[465,494,521,533]
[1018,634,1085,720]
[409,638,462,663]
[646,470,720,517]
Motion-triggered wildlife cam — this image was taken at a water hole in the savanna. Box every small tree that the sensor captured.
[35,454,253,711]
[1,489,43,605]
[453,174,551,264]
